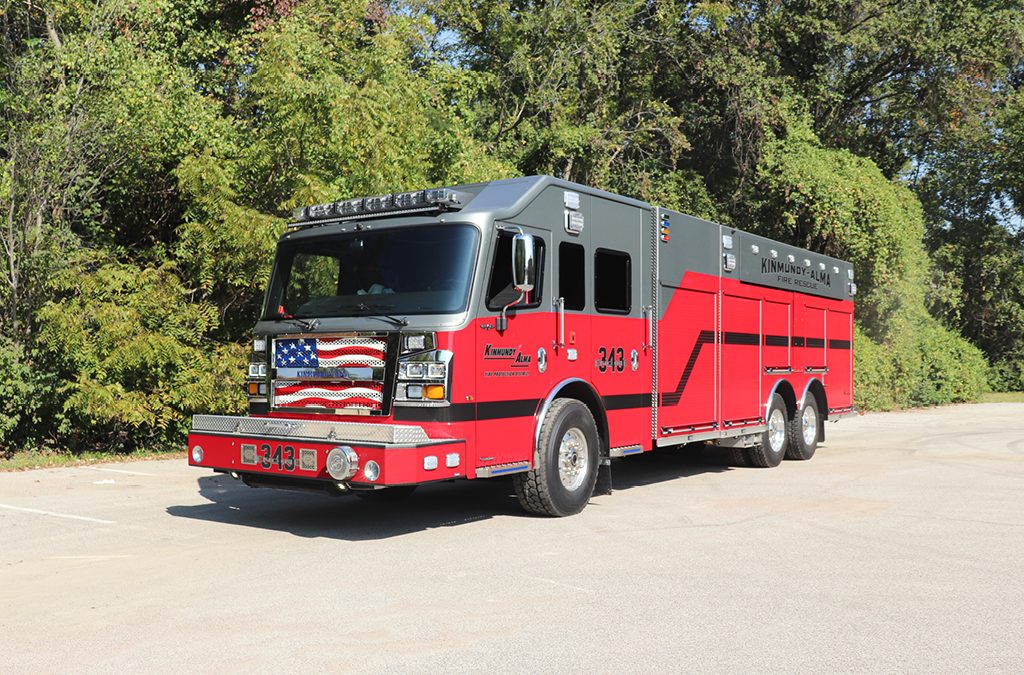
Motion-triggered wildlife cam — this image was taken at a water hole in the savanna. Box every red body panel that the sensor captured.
[188,271,853,486]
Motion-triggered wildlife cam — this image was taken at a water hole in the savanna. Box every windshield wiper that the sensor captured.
[355,303,409,327]
[275,315,320,331]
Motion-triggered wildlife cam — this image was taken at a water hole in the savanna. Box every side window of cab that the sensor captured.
[486,231,546,310]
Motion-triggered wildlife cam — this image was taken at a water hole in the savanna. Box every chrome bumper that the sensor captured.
[190,414,431,445]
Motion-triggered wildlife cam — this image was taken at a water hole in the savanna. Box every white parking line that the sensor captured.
[87,467,155,477]
[49,555,134,560]
[0,503,116,525]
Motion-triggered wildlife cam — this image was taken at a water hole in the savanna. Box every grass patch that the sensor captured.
[0,448,185,472]
[980,391,1024,403]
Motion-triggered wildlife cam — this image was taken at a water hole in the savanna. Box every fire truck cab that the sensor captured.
[188,175,856,516]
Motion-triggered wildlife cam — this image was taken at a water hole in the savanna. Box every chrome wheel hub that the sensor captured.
[768,408,786,453]
[558,428,589,491]
[802,406,818,446]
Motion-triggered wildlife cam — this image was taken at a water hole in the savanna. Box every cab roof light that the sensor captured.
[290,188,470,227]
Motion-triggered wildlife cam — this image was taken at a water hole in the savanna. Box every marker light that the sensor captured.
[290,188,470,227]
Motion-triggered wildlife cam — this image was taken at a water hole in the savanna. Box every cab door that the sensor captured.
[474,224,552,467]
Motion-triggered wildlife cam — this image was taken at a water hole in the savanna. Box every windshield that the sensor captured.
[265,224,479,319]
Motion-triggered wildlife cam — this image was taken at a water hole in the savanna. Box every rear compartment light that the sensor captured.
[424,456,438,471]
[445,453,460,468]
[191,446,204,463]
[363,460,381,482]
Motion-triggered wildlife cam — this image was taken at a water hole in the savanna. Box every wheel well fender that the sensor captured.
[765,379,797,421]
[799,378,828,420]
[534,379,609,461]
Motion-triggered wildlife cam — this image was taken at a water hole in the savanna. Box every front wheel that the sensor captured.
[514,399,599,517]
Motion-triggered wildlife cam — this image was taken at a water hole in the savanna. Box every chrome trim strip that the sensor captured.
[609,445,643,458]
[656,424,768,448]
[798,377,823,409]
[190,414,430,445]
[534,378,589,450]
[764,378,788,423]
[475,461,530,478]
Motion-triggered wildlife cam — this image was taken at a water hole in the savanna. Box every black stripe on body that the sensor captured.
[661,330,715,406]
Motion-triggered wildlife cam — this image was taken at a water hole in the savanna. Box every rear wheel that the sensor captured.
[786,396,819,460]
[746,394,787,468]
[514,399,599,517]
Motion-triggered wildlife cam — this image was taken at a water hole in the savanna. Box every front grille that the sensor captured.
[270,334,394,415]
[273,381,384,411]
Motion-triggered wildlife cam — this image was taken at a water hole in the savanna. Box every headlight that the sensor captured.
[247,363,267,378]
[395,349,452,403]
[398,361,446,380]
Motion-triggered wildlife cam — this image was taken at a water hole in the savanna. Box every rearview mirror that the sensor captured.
[512,232,536,294]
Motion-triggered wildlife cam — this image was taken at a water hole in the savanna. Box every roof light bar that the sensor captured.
[290,187,469,227]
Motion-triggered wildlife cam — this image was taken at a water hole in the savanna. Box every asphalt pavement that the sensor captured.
[2,403,1023,673]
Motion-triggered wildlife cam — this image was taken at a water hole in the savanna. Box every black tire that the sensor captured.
[727,447,750,467]
[353,485,418,502]
[513,398,599,517]
[747,393,787,468]
[786,396,819,460]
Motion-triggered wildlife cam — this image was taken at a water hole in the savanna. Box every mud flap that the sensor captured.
[594,457,612,496]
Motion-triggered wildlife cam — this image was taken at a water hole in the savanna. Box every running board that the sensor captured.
[609,444,643,458]
[475,461,530,478]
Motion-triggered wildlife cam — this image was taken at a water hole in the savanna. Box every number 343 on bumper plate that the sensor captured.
[241,443,316,472]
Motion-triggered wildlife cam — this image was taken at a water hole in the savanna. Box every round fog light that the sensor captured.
[326,446,359,481]
[363,460,380,482]
[191,445,204,463]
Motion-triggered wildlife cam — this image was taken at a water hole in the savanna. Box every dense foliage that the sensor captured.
[1,0,1022,452]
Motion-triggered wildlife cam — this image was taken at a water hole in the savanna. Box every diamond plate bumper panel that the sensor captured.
[191,414,431,445]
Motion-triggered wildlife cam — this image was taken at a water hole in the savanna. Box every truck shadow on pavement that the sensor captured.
[165,445,732,540]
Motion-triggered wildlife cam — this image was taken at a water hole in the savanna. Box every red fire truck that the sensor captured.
[187,176,856,516]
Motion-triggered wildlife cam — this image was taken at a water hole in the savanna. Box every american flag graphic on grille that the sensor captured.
[273,381,384,410]
[273,337,388,411]
[274,337,387,368]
